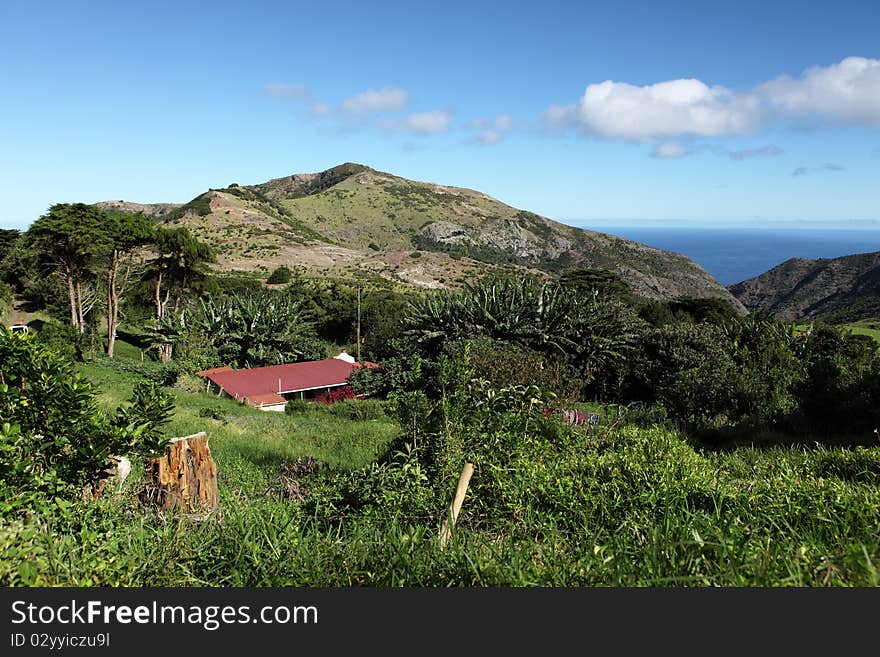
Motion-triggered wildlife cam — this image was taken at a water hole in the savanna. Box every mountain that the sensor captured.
[96,200,181,219]
[728,251,880,321]
[101,163,740,305]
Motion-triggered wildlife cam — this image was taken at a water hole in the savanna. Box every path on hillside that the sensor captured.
[5,295,40,327]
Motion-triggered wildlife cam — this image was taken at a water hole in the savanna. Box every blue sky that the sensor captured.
[1,0,878,230]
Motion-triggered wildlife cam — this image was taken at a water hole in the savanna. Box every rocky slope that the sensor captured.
[96,200,181,219]
[728,251,880,321]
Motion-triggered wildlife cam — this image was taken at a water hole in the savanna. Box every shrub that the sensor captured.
[173,373,206,394]
[328,398,388,421]
[34,321,78,359]
[0,281,11,318]
[793,324,880,435]
[284,399,313,415]
[0,328,173,515]
[98,357,181,386]
[197,406,227,422]
[267,265,293,285]
[452,337,585,402]
[314,386,357,404]
[409,251,422,259]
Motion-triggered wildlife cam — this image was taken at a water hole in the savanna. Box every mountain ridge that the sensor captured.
[99,163,742,307]
[728,250,880,321]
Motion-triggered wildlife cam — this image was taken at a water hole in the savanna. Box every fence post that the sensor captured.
[440,462,474,550]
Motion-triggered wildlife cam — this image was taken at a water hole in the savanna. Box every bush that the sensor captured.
[197,406,227,422]
[621,402,671,428]
[0,328,173,516]
[793,324,880,435]
[409,251,422,259]
[328,398,388,421]
[34,321,78,359]
[285,399,313,415]
[173,373,206,394]
[314,386,357,404]
[98,357,181,386]
[266,266,293,285]
[0,281,11,318]
[453,337,586,402]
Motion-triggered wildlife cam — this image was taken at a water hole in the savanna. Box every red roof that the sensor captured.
[247,392,287,407]
[197,359,377,406]
[196,366,234,377]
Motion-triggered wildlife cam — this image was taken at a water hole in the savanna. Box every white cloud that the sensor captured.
[382,110,453,134]
[759,57,880,127]
[308,102,332,117]
[728,145,783,160]
[340,87,409,114]
[576,79,761,141]
[476,130,503,145]
[466,114,517,144]
[792,162,845,176]
[494,114,515,131]
[652,142,689,158]
[543,56,880,149]
[265,83,310,99]
[541,104,579,130]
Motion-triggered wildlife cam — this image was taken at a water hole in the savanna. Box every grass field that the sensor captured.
[846,322,880,343]
[77,355,400,478]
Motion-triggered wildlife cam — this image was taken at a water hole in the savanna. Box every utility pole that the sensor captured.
[356,286,362,363]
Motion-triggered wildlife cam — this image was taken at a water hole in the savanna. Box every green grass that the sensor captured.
[4,414,880,587]
[76,359,399,478]
[796,321,880,346]
[847,324,880,344]
[3,350,880,587]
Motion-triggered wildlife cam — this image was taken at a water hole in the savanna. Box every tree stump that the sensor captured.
[145,432,219,516]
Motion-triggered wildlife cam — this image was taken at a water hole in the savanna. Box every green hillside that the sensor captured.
[134,163,740,305]
[729,251,880,322]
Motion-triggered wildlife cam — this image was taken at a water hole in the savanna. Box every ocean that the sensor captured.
[577,225,880,286]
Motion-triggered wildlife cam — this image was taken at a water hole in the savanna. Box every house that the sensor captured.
[197,354,377,412]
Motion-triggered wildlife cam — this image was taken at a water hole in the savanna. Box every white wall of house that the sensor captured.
[257,403,287,412]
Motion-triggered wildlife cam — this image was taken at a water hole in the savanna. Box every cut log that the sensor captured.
[144,432,219,515]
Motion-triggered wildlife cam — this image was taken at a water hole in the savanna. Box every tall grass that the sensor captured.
[2,355,878,587]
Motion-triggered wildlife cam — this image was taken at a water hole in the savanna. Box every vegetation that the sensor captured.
[0,329,172,516]
[3,188,880,588]
[266,265,293,284]
[2,349,879,586]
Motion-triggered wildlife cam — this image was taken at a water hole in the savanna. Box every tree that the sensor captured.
[148,227,214,361]
[103,212,155,357]
[27,204,107,338]
[190,291,324,368]
[266,265,293,285]
[0,229,20,264]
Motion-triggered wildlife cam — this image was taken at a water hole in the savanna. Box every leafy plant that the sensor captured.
[0,328,173,516]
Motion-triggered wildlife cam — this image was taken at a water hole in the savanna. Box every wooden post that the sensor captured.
[439,462,474,550]
[356,286,361,363]
[144,432,219,517]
